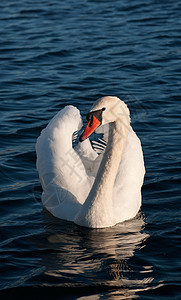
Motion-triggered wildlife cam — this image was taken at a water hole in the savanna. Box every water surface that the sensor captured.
[0,0,181,299]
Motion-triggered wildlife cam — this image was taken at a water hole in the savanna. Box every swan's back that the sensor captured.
[113,128,145,222]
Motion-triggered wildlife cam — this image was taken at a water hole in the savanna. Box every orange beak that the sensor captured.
[79,115,101,142]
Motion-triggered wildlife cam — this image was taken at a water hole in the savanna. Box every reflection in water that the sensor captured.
[30,211,153,298]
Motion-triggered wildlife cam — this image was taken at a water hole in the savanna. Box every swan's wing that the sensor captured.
[95,123,109,142]
[75,131,108,177]
[113,127,145,222]
[36,106,92,221]
[75,138,99,176]
[91,138,107,154]
[75,123,109,176]
[72,130,79,145]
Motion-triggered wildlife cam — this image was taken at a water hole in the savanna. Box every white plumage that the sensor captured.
[36,96,145,228]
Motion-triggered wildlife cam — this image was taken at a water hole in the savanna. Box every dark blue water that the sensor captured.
[0,0,181,299]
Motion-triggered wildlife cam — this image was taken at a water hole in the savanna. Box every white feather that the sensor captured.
[36,97,145,228]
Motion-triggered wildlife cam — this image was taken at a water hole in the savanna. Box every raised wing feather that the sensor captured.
[36,106,91,221]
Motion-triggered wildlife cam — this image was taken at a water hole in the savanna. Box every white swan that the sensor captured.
[36,96,145,228]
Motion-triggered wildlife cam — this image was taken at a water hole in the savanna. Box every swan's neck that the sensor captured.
[76,119,129,228]
[91,121,129,203]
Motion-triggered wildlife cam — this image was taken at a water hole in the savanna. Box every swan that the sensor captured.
[36,96,145,228]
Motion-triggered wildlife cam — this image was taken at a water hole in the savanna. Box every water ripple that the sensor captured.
[0,0,181,298]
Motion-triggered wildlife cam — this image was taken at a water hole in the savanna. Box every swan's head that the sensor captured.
[79,96,130,142]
